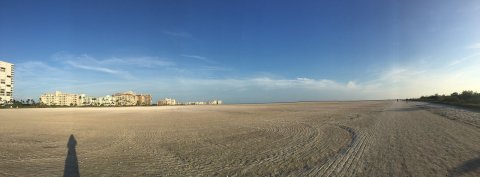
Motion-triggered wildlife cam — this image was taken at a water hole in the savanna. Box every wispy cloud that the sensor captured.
[12,52,480,103]
[180,54,216,64]
[65,60,119,74]
[448,53,480,66]
[468,43,480,49]
[102,57,175,67]
[359,55,480,98]
[180,54,206,60]
[51,53,178,79]
[162,31,192,38]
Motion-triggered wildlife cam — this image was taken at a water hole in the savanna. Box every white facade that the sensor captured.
[40,91,152,107]
[0,61,14,103]
[40,91,82,106]
[209,100,223,105]
[157,98,176,105]
[79,94,116,106]
[184,101,206,105]
[97,95,116,106]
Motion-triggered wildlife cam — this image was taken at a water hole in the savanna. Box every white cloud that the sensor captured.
[346,81,357,89]
[180,54,206,60]
[359,56,480,98]
[449,53,480,67]
[180,54,216,64]
[102,57,175,67]
[65,60,119,74]
[249,77,340,90]
[469,43,480,49]
[12,52,480,102]
[51,53,178,79]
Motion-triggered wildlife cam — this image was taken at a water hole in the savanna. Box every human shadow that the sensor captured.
[448,157,480,176]
[63,134,80,177]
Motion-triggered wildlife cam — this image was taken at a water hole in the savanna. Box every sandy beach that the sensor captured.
[0,101,479,176]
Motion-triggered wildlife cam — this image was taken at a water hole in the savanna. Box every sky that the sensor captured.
[1,0,480,103]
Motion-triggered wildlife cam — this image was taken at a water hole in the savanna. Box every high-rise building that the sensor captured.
[113,91,152,106]
[40,91,82,106]
[0,61,14,103]
[136,94,152,106]
[113,91,137,106]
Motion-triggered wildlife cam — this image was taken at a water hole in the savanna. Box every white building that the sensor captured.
[0,61,14,104]
[157,98,176,106]
[209,100,223,105]
[97,95,116,106]
[79,94,116,106]
[40,91,82,106]
[184,101,206,105]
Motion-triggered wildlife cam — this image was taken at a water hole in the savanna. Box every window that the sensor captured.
[0,79,5,84]
[0,67,5,72]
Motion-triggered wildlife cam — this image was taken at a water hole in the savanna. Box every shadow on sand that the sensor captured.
[64,134,80,177]
[448,157,480,176]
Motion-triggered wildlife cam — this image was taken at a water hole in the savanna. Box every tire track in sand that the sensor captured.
[307,123,372,176]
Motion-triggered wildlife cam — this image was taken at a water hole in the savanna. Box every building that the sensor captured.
[40,91,82,106]
[79,94,116,106]
[39,91,151,106]
[209,100,223,105]
[97,95,116,106]
[157,98,176,106]
[79,94,96,106]
[136,94,152,106]
[0,61,14,104]
[113,91,137,106]
[113,91,152,106]
[184,101,207,105]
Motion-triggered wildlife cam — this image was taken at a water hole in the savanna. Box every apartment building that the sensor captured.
[113,91,152,106]
[113,91,137,106]
[39,91,151,106]
[184,101,207,105]
[136,94,152,106]
[209,100,223,105]
[40,91,82,106]
[157,98,176,106]
[0,61,14,103]
[97,95,116,106]
[79,94,116,106]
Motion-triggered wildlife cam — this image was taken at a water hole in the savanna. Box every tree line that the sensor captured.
[408,90,480,108]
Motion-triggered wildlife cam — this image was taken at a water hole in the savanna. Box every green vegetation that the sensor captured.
[409,90,480,108]
[0,99,43,108]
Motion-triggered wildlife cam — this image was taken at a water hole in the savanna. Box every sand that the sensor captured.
[0,101,479,176]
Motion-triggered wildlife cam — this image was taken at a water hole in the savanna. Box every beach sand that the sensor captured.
[0,101,479,176]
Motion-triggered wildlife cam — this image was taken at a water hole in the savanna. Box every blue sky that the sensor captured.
[1,0,480,103]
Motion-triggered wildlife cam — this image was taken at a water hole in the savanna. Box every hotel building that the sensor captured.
[0,61,14,103]
[40,91,82,106]
[113,91,152,106]
[157,98,176,106]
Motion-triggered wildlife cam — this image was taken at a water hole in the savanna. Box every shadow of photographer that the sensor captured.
[64,134,80,177]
